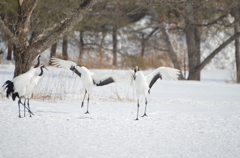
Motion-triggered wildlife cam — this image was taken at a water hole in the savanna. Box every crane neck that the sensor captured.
[74,68,81,77]
[34,55,41,68]
[39,66,44,76]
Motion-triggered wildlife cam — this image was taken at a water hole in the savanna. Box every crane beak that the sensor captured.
[43,66,49,71]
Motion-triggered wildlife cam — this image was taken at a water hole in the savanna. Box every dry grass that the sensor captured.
[109,85,135,102]
[1,69,135,103]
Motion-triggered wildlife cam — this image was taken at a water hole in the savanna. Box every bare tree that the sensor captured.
[88,2,146,67]
[149,8,184,79]
[0,0,94,77]
[151,0,240,80]
[231,1,240,83]
[140,27,159,57]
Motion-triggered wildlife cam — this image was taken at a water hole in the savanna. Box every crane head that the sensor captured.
[70,65,77,76]
[134,66,140,73]
[133,66,140,73]
[36,53,41,58]
[70,65,77,71]
[133,66,140,80]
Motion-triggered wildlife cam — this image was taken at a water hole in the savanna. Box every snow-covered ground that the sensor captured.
[0,65,240,158]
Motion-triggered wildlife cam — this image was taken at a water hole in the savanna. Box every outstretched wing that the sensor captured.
[146,67,180,89]
[51,56,77,69]
[92,73,126,87]
[126,70,134,86]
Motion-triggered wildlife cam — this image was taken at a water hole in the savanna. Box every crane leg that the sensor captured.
[85,94,90,114]
[27,99,32,117]
[141,97,148,117]
[18,98,22,118]
[135,99,140,120]
[19,99,34,116]
[23,99,26,117]
[81,90,87,108]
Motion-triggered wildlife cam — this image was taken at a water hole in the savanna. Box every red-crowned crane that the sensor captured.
[2,54,42,117]
[22,64,48,117]
[51,56,126,114]
[129,66,180,120]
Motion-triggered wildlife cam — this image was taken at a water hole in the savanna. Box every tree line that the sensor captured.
[0,0,240,82]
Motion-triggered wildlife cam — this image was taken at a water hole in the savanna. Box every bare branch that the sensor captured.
[0,18,22,47]
[193,14,229,27]
[196,32,240,72]
[144,27,159,41]
[24,0,39,32]
[29,0,95,54]
[97,0,193,7]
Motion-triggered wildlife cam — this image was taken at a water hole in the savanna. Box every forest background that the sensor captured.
[0,0,240,82]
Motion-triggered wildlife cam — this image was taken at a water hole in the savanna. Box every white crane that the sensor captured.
[129,66,180,120]
[51,56,126,114]
[22,64,48,117]
[2,54,41,117]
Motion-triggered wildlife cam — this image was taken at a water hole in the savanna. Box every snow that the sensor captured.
[1,65,240,158]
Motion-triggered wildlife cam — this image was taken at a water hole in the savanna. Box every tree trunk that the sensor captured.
[234,10,240,83]
[62,35,68,60]
[78,30,84,64]
[159,23,184,79]
[7,41,13,60]
[235,33,240,83]
[97,32,106,68]
[186,25,201,80]
[13,46,35,77]
[184,3,201,81]
[49,43,57,65]
[112,24,117,66]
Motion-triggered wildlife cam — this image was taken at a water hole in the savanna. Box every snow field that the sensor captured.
[0,65,240,158]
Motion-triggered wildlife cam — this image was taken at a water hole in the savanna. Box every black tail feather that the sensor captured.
[2,80,16,100]
[12,92,19,101]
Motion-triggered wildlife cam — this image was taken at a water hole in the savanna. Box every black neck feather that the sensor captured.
[34,55,41,68]
[39,66,44,76]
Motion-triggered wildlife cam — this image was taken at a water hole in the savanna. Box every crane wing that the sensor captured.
[126,70,134,86]
[146,67,180,89]
[12,68,38,96]
[92,73,127,87]
[51,56,77,69]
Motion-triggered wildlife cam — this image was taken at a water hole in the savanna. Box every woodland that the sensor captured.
[0,0,240,82]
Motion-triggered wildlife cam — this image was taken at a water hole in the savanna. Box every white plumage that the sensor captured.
[24,65,47,98]
[51,56,126,114]
[13,68,38,97]
[130,66,180,120]
[2,54,41,117]
[22,64,48,117]
[146,67,179,82]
